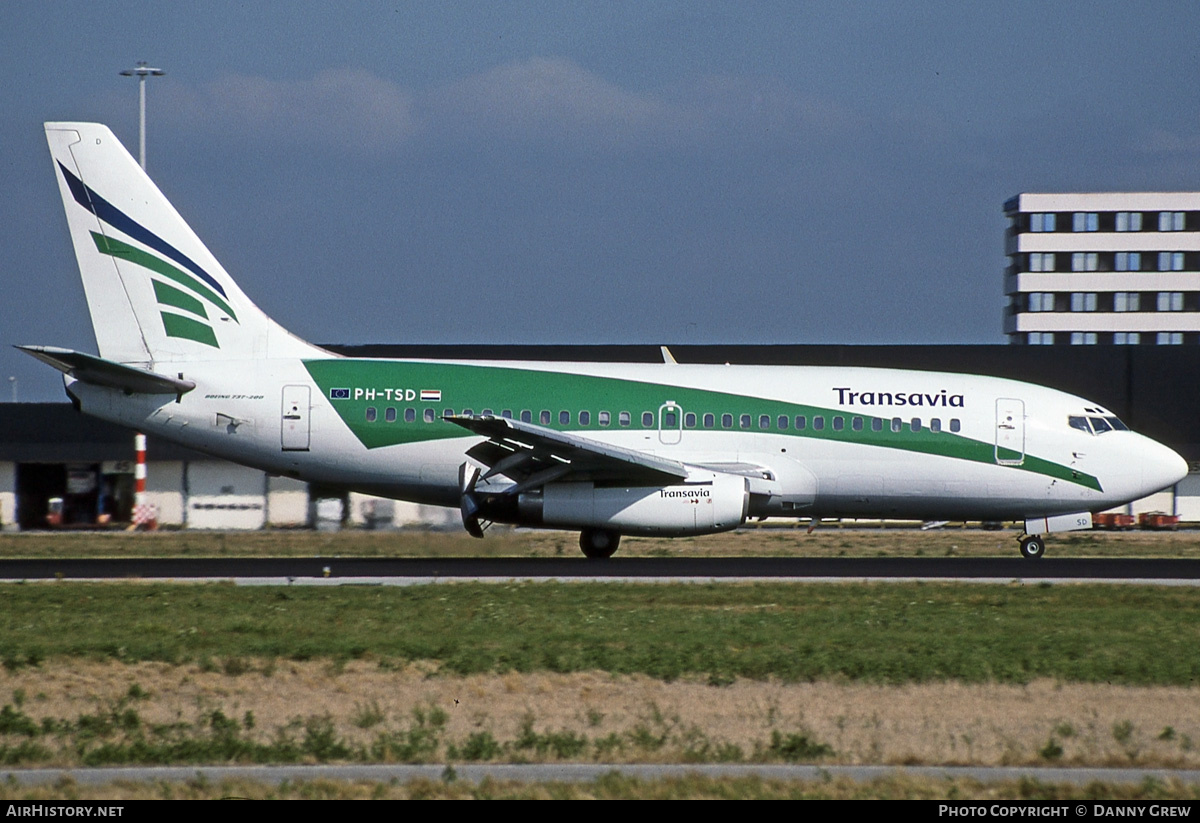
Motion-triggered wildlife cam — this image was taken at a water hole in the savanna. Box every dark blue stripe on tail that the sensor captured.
[57,160,228,299]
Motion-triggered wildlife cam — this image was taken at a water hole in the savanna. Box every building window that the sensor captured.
[1157,292,1184,311]
[1029,252,1056,272]
[1028,292,1054,312]
[1114,332,1141,345]
[1159,211,1186,232]
[1029,213,1056,232]
[1113,292,1140,312]
[1027,332,1055,345]
[1115,252,1141,271]
[1116,212,1143,232]
[1071,252,1098,271]
[1070,332,1098,345]
[1070,293,1097,312]
[1158,252,1185,271]
[1157,332,1184,345]
[1073,212,1099,232]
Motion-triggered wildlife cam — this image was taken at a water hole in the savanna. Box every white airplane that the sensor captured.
[23,122,1187,559]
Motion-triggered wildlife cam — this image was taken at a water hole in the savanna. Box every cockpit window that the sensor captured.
[1071,414,1129,435]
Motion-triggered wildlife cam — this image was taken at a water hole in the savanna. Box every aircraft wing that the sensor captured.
[444,414,690,491]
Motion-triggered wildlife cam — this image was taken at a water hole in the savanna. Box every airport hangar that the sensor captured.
[0,343,1195,531]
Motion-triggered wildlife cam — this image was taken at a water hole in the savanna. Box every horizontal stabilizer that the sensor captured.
[16,345,196,395]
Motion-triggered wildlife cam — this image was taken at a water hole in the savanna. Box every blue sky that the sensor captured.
[4,1,1200,400]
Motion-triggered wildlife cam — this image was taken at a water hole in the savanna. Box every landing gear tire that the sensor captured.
[580,529,620,559]
[1019,535,1046,560]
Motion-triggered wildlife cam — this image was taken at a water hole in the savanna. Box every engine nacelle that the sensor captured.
[515,473,749,536]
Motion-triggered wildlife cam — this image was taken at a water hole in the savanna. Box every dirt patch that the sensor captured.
[4,661,1198,767]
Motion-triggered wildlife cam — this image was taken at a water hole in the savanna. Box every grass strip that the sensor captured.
[1,582,1198,685]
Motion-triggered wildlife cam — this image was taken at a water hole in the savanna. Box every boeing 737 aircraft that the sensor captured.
[24,122,1188,558]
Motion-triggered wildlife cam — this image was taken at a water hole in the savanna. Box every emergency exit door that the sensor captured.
[282,385,311,451]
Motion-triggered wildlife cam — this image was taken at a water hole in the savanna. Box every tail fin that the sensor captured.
[45,122,323,364]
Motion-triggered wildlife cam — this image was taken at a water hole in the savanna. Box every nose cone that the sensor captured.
[1142,438,1188,496]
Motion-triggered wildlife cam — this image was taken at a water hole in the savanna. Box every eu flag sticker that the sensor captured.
[329,388,351,399]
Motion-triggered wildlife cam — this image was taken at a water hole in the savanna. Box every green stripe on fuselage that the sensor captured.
[303,360,1102,492]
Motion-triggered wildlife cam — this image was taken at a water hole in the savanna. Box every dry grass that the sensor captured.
[5,661,1200,768]
[0,526,1197,559]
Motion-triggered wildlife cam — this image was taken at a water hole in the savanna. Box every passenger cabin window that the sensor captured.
[385,407,397,423]
[812,416,824,431]
[521,410,533,423]
[424,408,435,423]
[404,408,416,423]
[703,413,715,428]
[501,409,513,419]
[950,419,961,433]
[365,407,377,422]
[777,415,789,430]
[540,410,551,425]
[560,411,571,425]
[911,418,922,432]
[832,416,844,431]
[739,414,751,429]
[795,415,807,430]
[579,411,591,426]
[759,414,771,429]
[619,411,631,426]
[891,417,902,432]
[852,417,864,431]
[722,414,733,429]
[871,418,883,432]
[599,411,610,426]
[684,412,696,428]
[642,412,654,427]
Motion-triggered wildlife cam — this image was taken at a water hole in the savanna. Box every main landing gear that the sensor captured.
[580,528,621,559]
[1018,534,1046,560]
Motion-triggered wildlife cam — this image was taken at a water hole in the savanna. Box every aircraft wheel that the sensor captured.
[1019,535,1045,560]
[580,529,620,559]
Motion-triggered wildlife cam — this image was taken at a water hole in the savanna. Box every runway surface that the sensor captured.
[2,555,1199,582]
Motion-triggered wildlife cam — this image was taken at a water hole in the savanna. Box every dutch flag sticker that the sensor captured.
[420,390,442,402]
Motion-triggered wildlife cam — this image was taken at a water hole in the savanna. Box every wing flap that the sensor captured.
[445,414,689,487]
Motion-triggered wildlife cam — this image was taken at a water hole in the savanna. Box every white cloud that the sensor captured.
[152,59,863,156]
[160,68,420,152]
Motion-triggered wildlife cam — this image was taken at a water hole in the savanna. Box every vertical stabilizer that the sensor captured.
[45,122,323,363]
